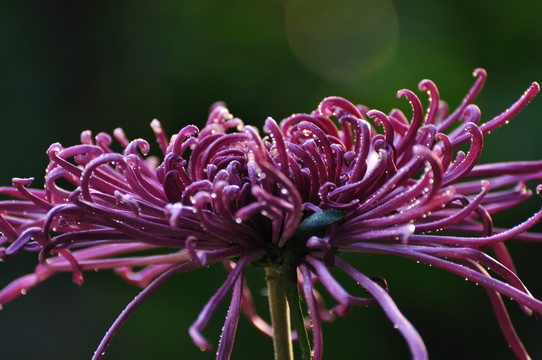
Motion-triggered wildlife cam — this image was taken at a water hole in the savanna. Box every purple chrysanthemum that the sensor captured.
[1,69,542,359]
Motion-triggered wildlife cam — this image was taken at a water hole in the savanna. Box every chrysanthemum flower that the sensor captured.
[1,69,542,359]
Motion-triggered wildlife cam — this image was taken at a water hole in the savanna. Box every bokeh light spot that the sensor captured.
[285,0,399,81]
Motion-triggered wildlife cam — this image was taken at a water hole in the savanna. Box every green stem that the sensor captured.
[283,266,312,360]
[266,266,294,360]
[263,209,346,359]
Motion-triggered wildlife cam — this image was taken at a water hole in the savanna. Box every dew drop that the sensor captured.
[235,217,243,224]
[210,193,217,199]
[393,324,399,329]
[280,188,289,195]
[20,289,27,295]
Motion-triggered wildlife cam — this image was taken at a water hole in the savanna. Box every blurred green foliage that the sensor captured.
[0,1,541,359]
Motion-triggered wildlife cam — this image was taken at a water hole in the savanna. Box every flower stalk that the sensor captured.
[283,264,312,360]
[265,266,294,360]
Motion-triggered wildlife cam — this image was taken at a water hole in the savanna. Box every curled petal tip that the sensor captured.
[521,82,540,102]
[150,118,161,129]
[12,177,34,186]
[396,88,409,99]
[46,143,63,156]
[473,68,487,78]
[417,79,435,92]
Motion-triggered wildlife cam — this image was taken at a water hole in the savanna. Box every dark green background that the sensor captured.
[1,1,541,359]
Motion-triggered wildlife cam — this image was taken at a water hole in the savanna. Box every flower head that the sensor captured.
[1,69,542,359]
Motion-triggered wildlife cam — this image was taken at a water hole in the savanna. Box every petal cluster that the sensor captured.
[1,69,542,359]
